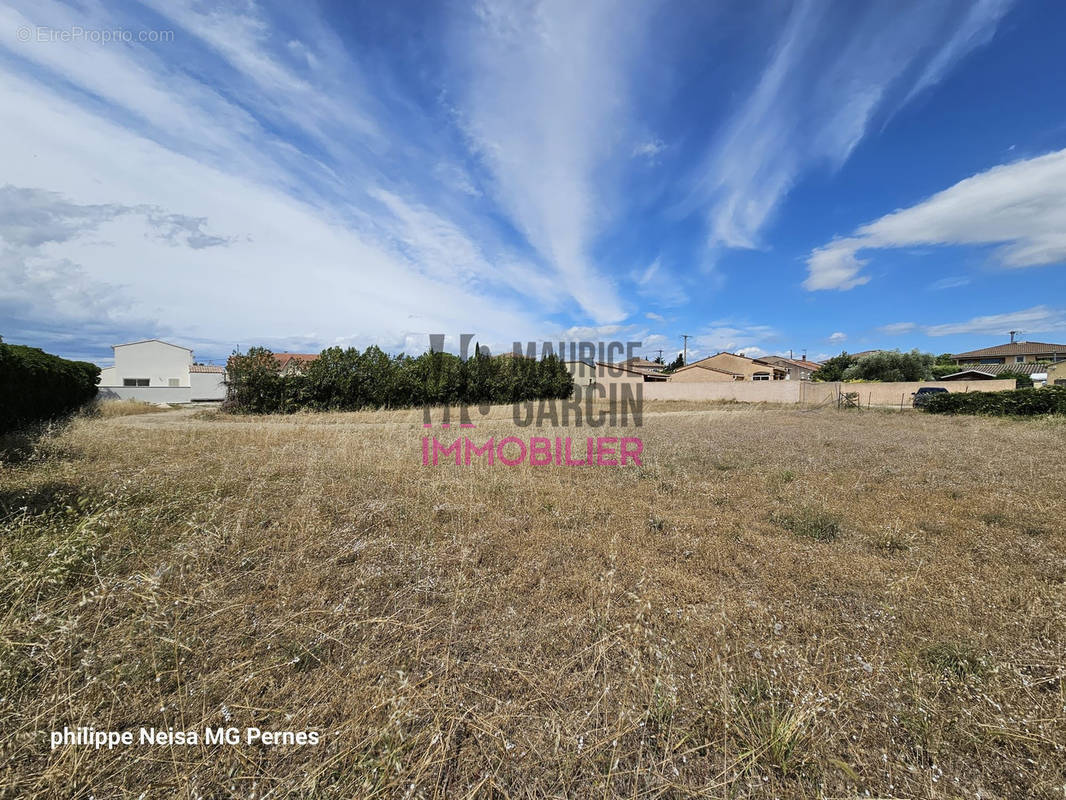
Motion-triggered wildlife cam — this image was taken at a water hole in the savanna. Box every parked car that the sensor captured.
[912,386,948,408]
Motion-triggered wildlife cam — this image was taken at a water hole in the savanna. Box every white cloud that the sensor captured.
[806,148,1066,290]
[645,311,664,322]
[693,323,778,358]
[923,306,1066,337]
[928,275,971,290]
[1,0,632,360]
[452,0,650,322]
[828,331,847,343]
[0,70,551,359]
[560,324,623,340]
[632,138,666,159]
[701,0,1012,251]
[902,0,1013,104]
[878,322,916,335]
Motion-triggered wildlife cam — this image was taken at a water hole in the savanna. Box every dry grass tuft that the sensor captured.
[772,507,842,541]
[0,401,1064,797]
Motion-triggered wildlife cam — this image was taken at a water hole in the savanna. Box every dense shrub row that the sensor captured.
[0,342,100,434]
[224,346,575,414]
[922,385,1066,416]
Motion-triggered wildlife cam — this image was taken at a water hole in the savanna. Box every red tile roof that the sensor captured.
[189,364,224,373]
[275,353,320,368]
[953,342,1066,358]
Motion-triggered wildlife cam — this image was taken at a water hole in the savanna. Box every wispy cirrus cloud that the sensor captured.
[870,307,1066,339]
[928,276,971,291]
[805,148,1066,290]
[451,0,653,323]
[923,306,1066,337]
[0,0,571,359]
[631,257,688,308]
[700,0,1012,251]
[878,322,917,335]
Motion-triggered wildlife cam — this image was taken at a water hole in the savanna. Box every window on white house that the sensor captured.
[1016,356,1025,363]
[168,378,180,387]
[123,378,149,387]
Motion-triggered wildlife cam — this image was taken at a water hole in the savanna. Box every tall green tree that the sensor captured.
[842,350,934,382]
[662,353,685,374]
[811,352,855,382]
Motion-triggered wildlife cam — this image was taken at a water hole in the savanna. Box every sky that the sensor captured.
[1,0,1065,366]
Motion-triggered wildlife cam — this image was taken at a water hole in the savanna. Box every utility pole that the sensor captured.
[654,348,664,363]
[1009,330,1020,343]
[681,334,692,366]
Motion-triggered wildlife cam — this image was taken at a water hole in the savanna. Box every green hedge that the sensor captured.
[922,385,1066,416]
[224,346,574,414]
[0,342,100,434]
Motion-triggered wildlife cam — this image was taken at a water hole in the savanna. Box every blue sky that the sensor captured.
[1,0,1065,366]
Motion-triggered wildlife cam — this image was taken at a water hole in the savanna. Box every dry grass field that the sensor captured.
[92,399,171,418]
[1,402,1064,798]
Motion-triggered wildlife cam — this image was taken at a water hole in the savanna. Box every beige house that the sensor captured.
[669,352,786,382]
[758,355,821,381]
[953,341,1066,366]
[1047,362,1066,386]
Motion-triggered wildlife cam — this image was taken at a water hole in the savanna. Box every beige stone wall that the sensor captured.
[563,361,597,386]
[667,365,736,382]
[641,380,1017,406]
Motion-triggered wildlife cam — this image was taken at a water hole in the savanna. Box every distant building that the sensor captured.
[563,360,667,386]
[759,355,821,381]
[274,353,320,375]
[98,339,226,402]
[938,362,1048,379]
[1047,362,1066,386]
[619,357,665,374]
[669,352,786,382]
[952,341,1066,366]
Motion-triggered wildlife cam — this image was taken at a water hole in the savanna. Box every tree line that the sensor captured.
[224,346,575,414]
[812,349,1033,386]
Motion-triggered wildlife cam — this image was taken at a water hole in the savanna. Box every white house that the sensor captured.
[98,339,226,403]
